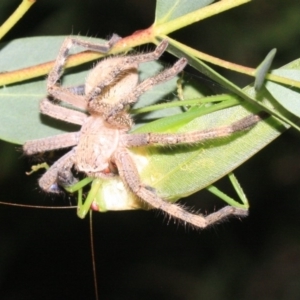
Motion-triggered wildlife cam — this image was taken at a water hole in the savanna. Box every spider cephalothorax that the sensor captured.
[24,35,261,228]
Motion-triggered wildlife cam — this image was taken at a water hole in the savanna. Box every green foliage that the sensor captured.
[266,67,300,118]
[255,48,277,91]
[154,0,214,24]
[1,0,300,213]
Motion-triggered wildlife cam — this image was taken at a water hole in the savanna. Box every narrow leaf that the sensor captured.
[255,48,277,91]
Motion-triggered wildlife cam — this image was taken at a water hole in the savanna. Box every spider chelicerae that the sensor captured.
[23,35,262,228]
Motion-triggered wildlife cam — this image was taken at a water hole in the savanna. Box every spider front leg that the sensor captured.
[114,148,247,228]
[47,34,120,109]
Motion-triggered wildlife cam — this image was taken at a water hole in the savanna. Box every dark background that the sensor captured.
[1,0,300,299]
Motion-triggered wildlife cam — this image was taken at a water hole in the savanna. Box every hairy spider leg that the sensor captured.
[47,34,120,109]
[23,131,80,155]
[114,148,247,228]
[39,98,88,125]
[122,113,265,147]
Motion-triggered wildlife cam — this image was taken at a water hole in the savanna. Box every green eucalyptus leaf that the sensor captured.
[154,0,214,25]
[166,38,300,131]
[1,36,298,213]
[0,37,78,144]
[266,67,300,118]
[0,37,183,144]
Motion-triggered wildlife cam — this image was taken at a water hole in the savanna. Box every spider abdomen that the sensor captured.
[85,57,139,107]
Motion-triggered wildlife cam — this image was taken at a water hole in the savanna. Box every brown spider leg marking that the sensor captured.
[122,113,266,147]
[39,149,75,192]
[106,57,188,118]
[114,148,247,228]
[85,40,169,102]
[47,34,120,109]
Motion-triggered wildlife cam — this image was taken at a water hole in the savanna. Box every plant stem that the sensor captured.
[166,37,300,89]
[154,0,251,36]
[0,0,36,40]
